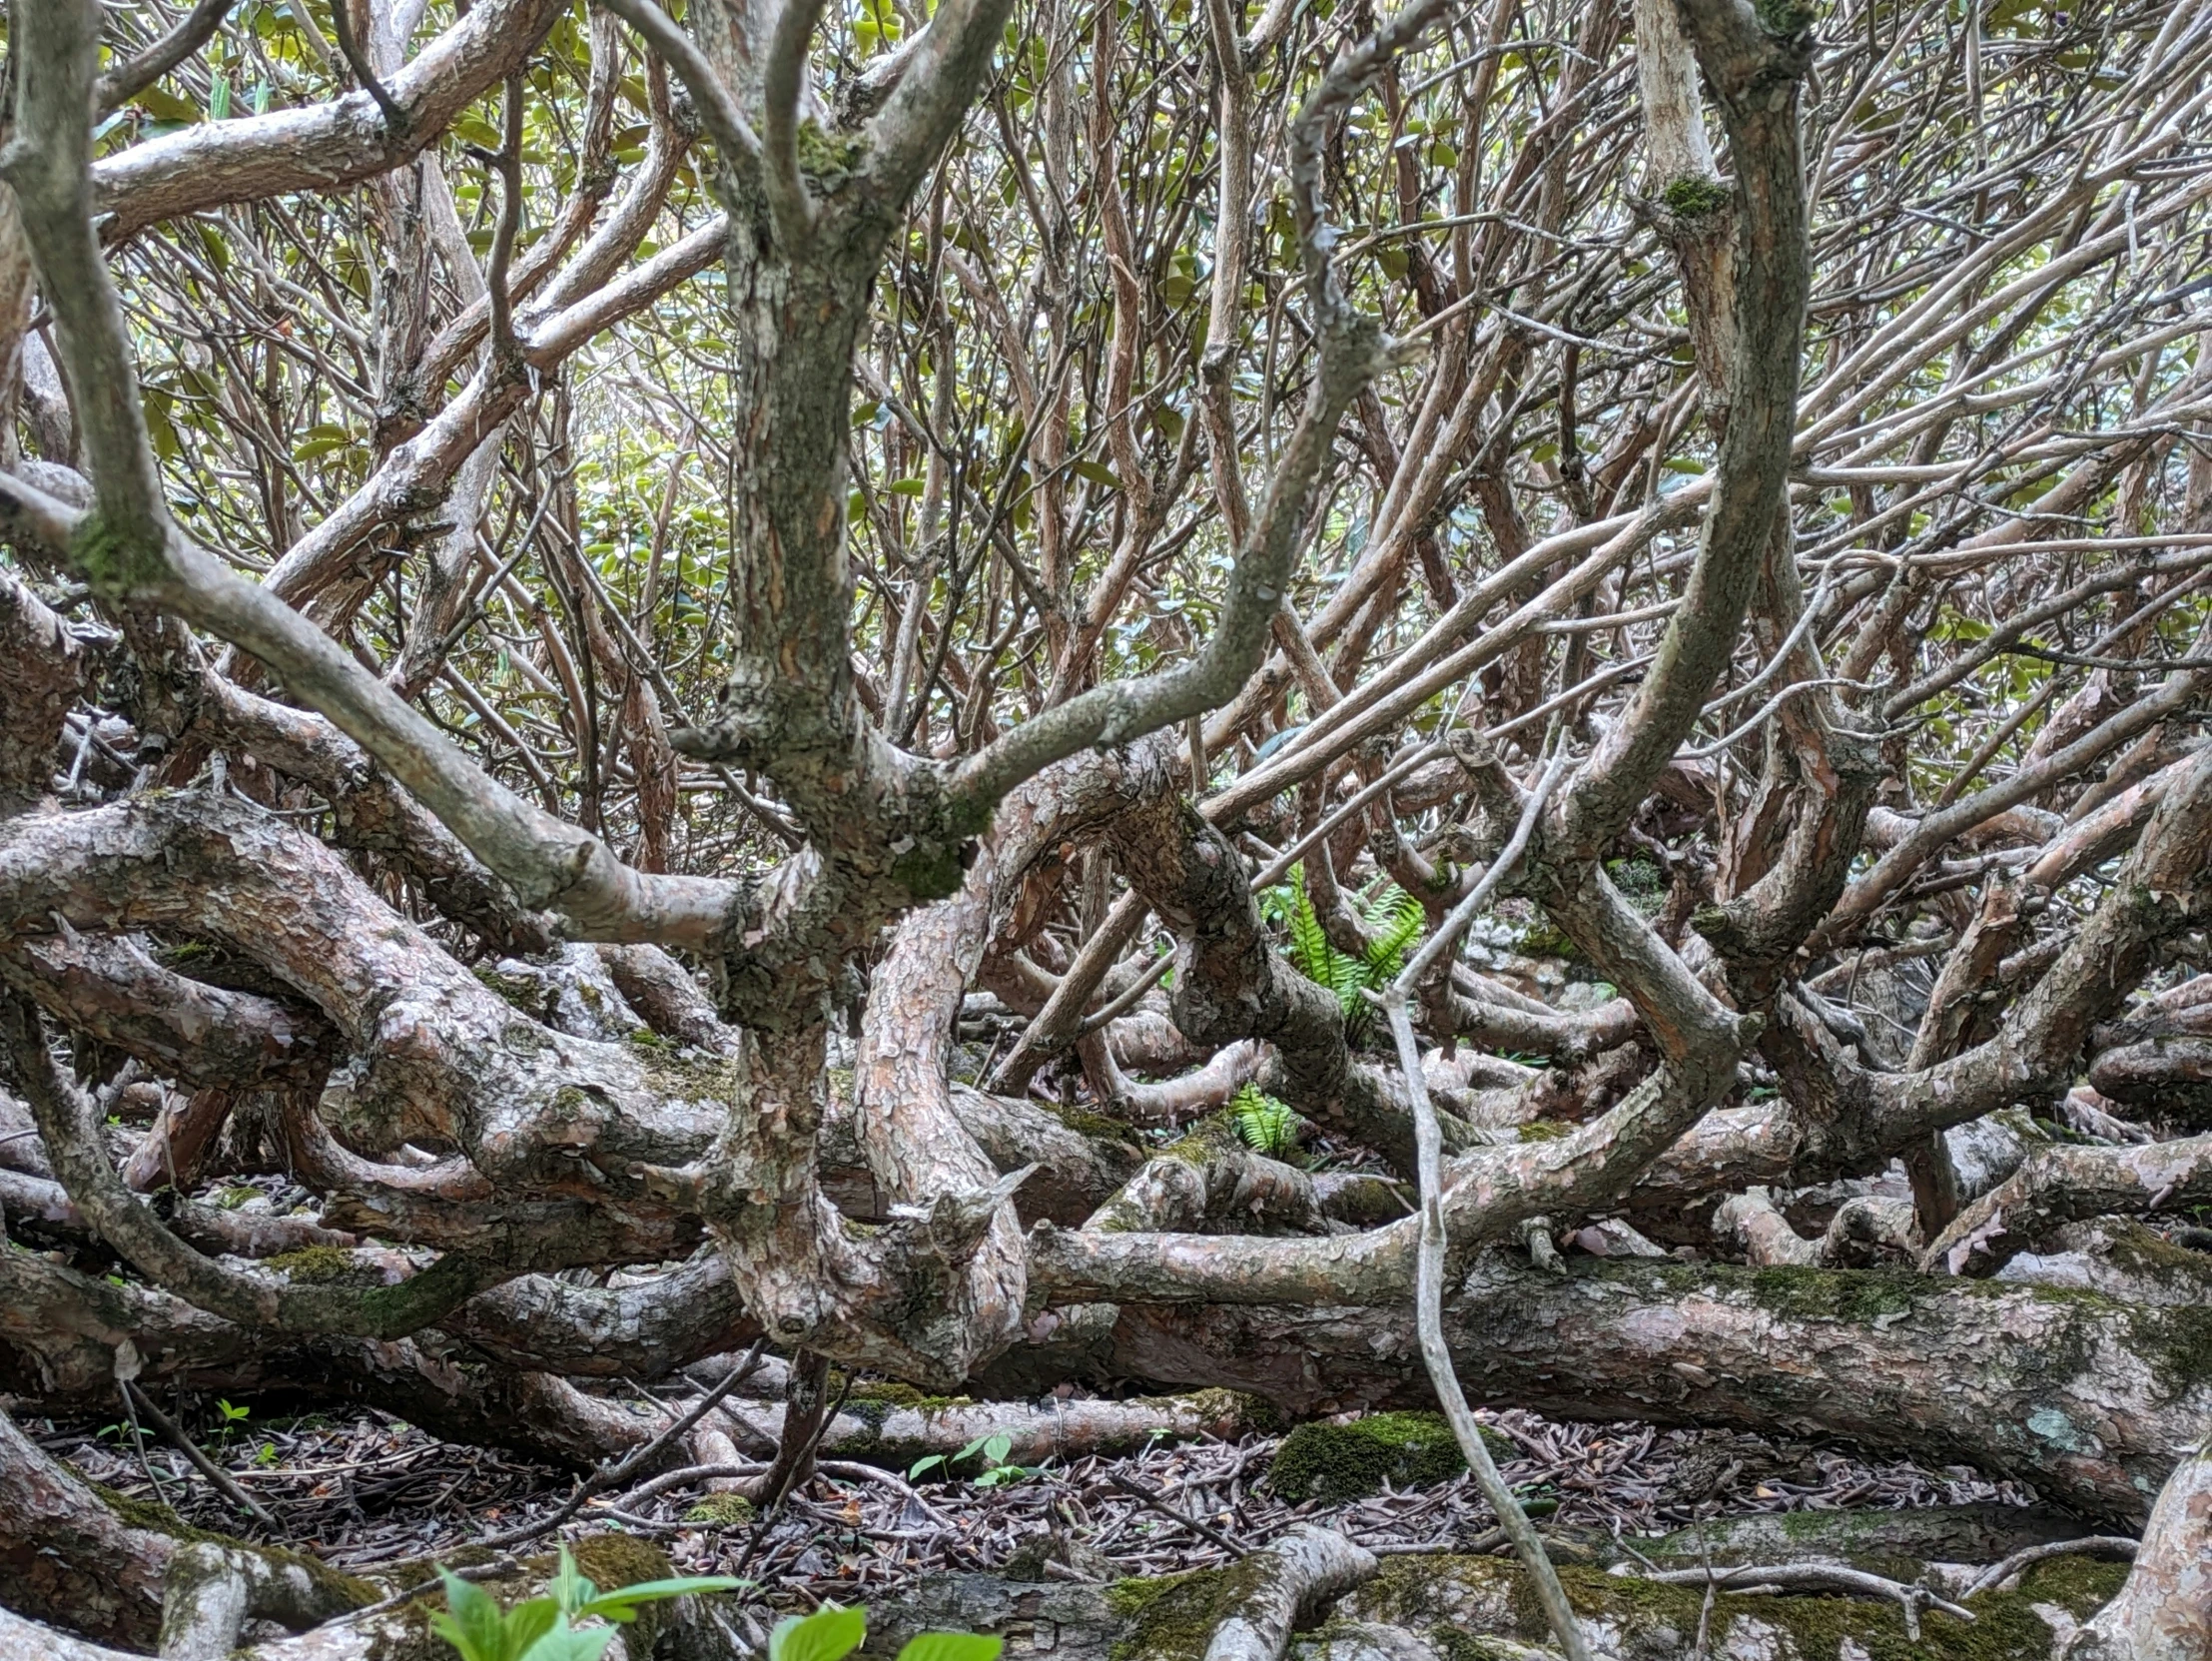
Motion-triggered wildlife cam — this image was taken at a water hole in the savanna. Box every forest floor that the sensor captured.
[33,1398,2044,1609]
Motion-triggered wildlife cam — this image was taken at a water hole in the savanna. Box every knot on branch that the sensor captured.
[67,510,170,600]
[670,704,772,766]
[1751,0,1820,40]
[891,1164,1037,1263]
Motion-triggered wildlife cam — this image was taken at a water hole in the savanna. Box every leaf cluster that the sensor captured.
[1259,867,1427,1043]
[429,1545,744,1661]
[1229,1083,1302,1160]
[908,1428,1036,1487]
[772,1602,1004,1661]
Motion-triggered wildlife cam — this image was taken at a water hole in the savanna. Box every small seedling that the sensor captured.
[429,1543,743,1661]
[908,1430,1035,1488]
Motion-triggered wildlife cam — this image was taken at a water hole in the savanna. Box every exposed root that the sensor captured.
[1713,1185,1918,1266]
[2067,1433,2212,1661]
[1202,1525,1376,1661]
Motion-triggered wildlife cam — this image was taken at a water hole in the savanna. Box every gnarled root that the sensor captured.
[2067,1432,2212,1661]
[1205,1526,1377,1661]
[0,1404,368,1652]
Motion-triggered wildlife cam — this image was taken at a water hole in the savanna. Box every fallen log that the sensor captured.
[873,1548,2141,1661]
[10,1241,2207,1522]
[1061,1252,2212,1518]
[717,1384,1271,1471]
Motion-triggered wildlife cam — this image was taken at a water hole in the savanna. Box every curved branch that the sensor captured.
[1554,0,1813,856]
[0,994,503,1338]
[941,0,1462,816]
[599,0,763,168]
[0,24,739,951]
[93,0,235,116]
[91,0,568,239]
[946,335,1383,816]
[763,0,828,245]
[1204,1527,1377,1661]
[1925,1133,2212,1277]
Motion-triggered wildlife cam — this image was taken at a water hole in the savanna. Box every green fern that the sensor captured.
[1230,1083,1302,1159]
[1268,873,1333,984]
[1257,867,1428,1043]
[1358,882,1427,984]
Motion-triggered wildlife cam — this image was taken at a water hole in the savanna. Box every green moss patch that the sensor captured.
[1336,1552,2122,1661]
[1659,175,1731,218]
[92,1481,375,1612]
[1746,1262,1924,1324]
[683,1493,757,1526]
[1268,1411,1493,1503]
[1108,1565,1252,1661]
[1051,1102,1143,1145]
[2126,1298,2212,1398]
[2008,1554,2129,1616]
[267,1245,383,1286]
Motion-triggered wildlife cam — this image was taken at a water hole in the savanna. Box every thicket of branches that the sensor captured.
[3,0,2212,1653]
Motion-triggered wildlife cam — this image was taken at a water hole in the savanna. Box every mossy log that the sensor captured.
[1638,1503,2087,1570]
[863,1551,2139,1661]
[0,1404,370,1651]
[1079,1252,2212,1519]
[723,1384,1273,1469]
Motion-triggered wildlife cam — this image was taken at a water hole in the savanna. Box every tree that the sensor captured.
[1,0,2210,1652]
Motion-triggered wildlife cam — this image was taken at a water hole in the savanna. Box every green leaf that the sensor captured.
[1360,885,1427,985]
[909,1454,948,1480]
[430,1571,509,1661]
[502,1598,562,1658]
[131,85,202,125]
[897,1628,1005,1661]
[519,1622,617,1661]
[577,1577,747,1622]
[1230,1084,1300,1158]
[208,74,232,121]
[548,1547,596,1616]
[143,392,182,461]
[770,1604,867,1661]
[1073,459,1121,489]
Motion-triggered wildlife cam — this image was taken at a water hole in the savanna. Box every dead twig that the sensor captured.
[120,1379,281,1532]
[1961,1535,2138,1598]
[1107,1468,1251,1556]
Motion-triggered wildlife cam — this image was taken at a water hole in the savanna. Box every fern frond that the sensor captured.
[1339,886,1426,1000]
[1356,878,1413,930]
[1230,1083,1302,1159]
[1361,890,1427,984]
[1264,868,1418,1043]
[1280,876,1345,991]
